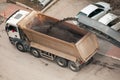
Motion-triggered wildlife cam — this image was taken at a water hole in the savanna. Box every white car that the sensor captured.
[38,0,51,7]
[73,2,111,25]
[98,13,120,32]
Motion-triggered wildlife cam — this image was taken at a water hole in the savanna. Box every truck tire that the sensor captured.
[30,48,41,58]
[16,42,26,52]
[68,61,81,72]
[56,57,68,67]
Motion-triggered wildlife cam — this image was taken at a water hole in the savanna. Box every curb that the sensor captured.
[98,51,120,61]
[16,2,34,11]
[7,0,34,11]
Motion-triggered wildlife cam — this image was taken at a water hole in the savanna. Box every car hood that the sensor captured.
[98,13,118,25]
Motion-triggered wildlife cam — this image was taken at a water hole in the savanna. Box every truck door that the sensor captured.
[6,24,20,39]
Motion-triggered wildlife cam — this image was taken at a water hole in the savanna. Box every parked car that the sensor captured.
[73,2,111,25]
[98,13,120,32]
[38,0,51,7]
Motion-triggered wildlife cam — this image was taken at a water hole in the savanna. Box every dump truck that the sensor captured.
[5,10,98,72]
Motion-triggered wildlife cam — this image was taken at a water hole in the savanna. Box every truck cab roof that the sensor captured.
[6,10,29,26]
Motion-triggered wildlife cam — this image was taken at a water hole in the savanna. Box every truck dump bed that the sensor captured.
[18,11,98,62]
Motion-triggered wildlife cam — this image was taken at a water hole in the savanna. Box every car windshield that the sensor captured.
[77,12,87,17]
[94,4,104,8]
[88,8,104,18]
[107,18,120,27]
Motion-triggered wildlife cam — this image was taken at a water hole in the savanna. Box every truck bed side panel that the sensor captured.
[23,28,80,62]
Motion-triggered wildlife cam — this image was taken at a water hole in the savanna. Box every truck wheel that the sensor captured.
[16,42,26,52]
[56,57,68,67]
[30,48,41,58]
[68,61,80,72]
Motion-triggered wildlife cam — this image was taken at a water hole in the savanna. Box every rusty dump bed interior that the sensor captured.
[26,13,87,43]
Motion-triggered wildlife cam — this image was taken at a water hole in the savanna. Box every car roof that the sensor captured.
[80,4,99,16]
[98,13,118,25]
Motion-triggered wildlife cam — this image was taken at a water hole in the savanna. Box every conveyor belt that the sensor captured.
[77,15,120,48]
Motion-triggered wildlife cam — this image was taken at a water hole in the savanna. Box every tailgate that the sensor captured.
[75,33,99,62]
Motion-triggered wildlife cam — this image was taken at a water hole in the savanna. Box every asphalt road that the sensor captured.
[0,0,120,80]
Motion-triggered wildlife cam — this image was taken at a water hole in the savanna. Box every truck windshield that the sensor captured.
[7,25,17,32]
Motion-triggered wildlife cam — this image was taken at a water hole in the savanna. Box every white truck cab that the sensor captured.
[5,10,29,40]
